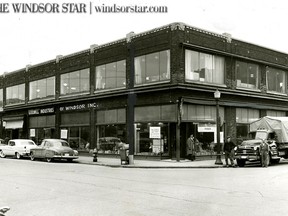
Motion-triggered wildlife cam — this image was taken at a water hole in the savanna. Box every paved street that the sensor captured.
[1,158,288,216]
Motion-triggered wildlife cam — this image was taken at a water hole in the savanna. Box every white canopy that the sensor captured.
[249,116,288,143]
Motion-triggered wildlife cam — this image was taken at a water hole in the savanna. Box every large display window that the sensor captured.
[96,108,126,154]
[60,112,90,150]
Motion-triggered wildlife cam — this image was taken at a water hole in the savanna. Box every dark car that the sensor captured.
[30,139,79,162]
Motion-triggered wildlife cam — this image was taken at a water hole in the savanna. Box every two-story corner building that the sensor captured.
[0,22,288,159]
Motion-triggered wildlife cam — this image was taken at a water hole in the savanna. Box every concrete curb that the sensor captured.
[76,158,226,169]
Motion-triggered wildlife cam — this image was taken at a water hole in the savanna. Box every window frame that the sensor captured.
[60,68,90,96]
[95,60,126,91]
[29,76,55,101]
[134,50,170,86]
[185,49,225,85]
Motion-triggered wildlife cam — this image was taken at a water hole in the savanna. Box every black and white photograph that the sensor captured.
[1,0,288,215]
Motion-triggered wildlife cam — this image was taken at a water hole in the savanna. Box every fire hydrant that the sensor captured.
[92,148,98,162]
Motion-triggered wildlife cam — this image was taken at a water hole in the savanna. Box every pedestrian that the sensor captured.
[186,134,196,161]
[259,139,270,168]
[223,136,236,167]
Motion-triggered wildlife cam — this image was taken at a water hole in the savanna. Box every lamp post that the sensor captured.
[214,89,223,165]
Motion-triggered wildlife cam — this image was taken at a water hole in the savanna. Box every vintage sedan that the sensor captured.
[30,139,79,162]
[0,139,37,159]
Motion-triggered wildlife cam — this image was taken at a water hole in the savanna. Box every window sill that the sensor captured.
[266,91,287,97]
[134,80,171,87]
[59,92,90,99]
[185,80,227,88]
[28,97,56,104]
[236,87,261,92]
[94,87,126,93]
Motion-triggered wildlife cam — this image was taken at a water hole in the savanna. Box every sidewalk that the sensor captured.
[76,155,226,168]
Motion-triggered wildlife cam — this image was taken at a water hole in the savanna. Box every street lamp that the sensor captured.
[214,89,223,165]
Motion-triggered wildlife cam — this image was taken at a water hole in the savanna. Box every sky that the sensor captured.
[1,0,288,74]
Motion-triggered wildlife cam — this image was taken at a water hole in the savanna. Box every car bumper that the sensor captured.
[234,155,260,161]
[52,155,78,160]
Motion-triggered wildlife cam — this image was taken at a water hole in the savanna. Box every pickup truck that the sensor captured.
[234,116,287,167]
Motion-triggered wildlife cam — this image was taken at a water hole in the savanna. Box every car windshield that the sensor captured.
[51,140,70,148]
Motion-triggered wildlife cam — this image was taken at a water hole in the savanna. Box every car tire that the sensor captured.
[30,152,35,161]
[46,157,52,163]
[237,159,246,167]
[0,150,5,158]
[16,152,21,159]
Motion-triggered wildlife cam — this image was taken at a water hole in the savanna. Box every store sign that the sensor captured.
[29,107,54,115]
[149,126,161,139]
[198,124,216,132]
[59,102,97,112]
[61,129,68,139]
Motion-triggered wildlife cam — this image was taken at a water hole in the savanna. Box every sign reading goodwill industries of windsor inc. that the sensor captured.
[28,103,97,115]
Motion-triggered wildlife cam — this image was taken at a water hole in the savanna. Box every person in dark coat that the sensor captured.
[223,136,236,167]
[259,140,270,168]
[186,134,196,161]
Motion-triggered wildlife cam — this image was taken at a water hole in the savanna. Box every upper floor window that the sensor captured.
[236,61,259,90]
[29,77,55,101]
[61,68,89,96]
[95,60,126,90]
[266,67,286,94]
[6,84,25,105]
[135,50,170,86]
[185,50,224,84]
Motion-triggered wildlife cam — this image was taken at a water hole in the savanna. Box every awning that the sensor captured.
[5,120,23,129]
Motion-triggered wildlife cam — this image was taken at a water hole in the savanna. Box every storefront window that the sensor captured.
[96,108,126,154]
[96,125,127,154]
[95,60,126,90]
[236,108,260,143]
[135,123,168,156]
[29,115,56,144]
[60,112,90,150]
[6,84,25,105]
[236,61,259,89]
[67,127,90,150]
[135,50,170,86]
[266,67,286,94]
[185,49,224,84]
[29,76,55,101]
[60,68,90,96]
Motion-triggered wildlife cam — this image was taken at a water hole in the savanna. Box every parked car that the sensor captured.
[0,139,37,159]
[29,139,79,162]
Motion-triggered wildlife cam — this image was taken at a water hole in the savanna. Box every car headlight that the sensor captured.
[234,146,238,151]
[73,150,79,156]
[254,146,258,151]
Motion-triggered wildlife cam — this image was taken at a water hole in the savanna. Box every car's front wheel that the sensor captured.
[46,157,52,163]
[30,152,35,161]
[237,159,246,167]
[16,152,21,159]
[0,150,5,158]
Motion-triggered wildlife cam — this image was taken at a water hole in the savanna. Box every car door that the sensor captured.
[42,141,51,158]
[5,141,15,156]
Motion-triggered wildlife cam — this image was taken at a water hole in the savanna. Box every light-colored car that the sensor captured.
[30,139,79,162]
[0,139,37,159]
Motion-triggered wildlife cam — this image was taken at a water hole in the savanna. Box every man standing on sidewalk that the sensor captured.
[259,139,270,167]
[223,136,236,167]
[186,134,196,161]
